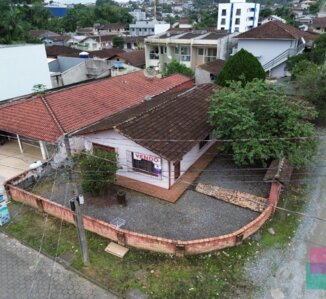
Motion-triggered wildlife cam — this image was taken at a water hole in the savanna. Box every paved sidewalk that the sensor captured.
[0,233,119,299]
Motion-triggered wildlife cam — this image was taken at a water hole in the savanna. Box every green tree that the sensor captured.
[76,149,118,196]
[216,49,265,87]
[209,80,318,166]
[293,61,326,107]
[286,52,310,74]
[163,60,194,78]
[259,8,273,18]
[311,33,326,65]
[112,35,125,49]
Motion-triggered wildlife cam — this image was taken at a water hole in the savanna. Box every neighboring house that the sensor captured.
[124,36,145,50]
[217,0,260,33]
[98,23,127,35]
[145,31,233,72]
[29,30,59,40]
[311,17,326,33]
[112,50,146,68]
[29,30,70,46]
[0,44,52,101]
[70,84,216,193]
[234,20,315,77]
[77,37,102,51]
[129,20,170,36]
[66,35,88,47]
[130,9,146,21]
[260,15,286,25]
[42,35,71,46]
[0,72,192,163]
[296,15,314,25]
[179,17,192,29]
[46,45,82,59]
[195,59,225,85]
[49,56,111,88]
[91,48,125,60]
[76,27,97,36]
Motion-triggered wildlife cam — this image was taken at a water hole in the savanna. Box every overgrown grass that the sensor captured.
[0,183,309,299]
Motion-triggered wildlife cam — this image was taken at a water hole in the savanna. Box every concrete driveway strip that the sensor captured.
[0,234,119,299]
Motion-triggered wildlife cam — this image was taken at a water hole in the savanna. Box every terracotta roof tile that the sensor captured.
[197,59,225,74]
[118,50,145,67]
[0,98,62,142]
[312,17,326,27]
[0,72,192,142]
[46,45,82,58]
[91,48,125,59]
[115,84,217,161]
[237,21,305,40]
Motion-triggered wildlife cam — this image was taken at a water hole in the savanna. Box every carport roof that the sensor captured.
[0,72,192,142]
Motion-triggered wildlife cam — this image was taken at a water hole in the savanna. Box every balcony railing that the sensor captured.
[149,53,159,60]
[204,56,217,63]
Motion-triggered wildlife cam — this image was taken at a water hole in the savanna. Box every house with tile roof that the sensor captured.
[234,20,318,77]
[69,84,217,201]
[311,17,326,33]
[195,59,225,84]
[0,72,192,161]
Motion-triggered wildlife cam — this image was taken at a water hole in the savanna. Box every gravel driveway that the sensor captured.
[27,155,272,241]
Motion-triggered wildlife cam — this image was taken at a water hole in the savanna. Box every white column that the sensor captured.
[16,134,23,154]
[39,141,49,160]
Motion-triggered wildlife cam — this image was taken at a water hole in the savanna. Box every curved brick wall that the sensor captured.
[6,181,282,255]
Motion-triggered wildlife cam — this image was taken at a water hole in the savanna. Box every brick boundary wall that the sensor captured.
[5,173,282,256]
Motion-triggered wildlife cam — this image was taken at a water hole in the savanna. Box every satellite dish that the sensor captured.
[143,67,156,79]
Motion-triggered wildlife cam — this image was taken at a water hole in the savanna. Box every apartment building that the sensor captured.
[145,31,233,72]
[129,20,170,37]
[217,0,260,33]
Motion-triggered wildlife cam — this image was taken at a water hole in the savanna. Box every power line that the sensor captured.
[46,174,70,299]
[27,168,58,298]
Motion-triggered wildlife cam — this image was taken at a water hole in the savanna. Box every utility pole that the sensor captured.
[65,137,89,265]
[70,196,89,265]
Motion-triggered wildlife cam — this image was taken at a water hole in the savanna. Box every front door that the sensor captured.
[174,161,180,180]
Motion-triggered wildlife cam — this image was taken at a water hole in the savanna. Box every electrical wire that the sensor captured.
[27,168,58,299]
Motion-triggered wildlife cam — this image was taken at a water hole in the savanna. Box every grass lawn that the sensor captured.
[0,183,308,299]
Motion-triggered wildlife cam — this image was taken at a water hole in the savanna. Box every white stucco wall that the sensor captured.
[195,68,211,85]
[71,130,170,189]
[0,44,52,101]
[70,130,214,189]
[170,136,215,186]
[237,39,295,66]
[154,23,171,35]
[61,62,88,86]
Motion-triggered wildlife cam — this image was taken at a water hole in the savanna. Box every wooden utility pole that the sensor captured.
[70,196,90,265]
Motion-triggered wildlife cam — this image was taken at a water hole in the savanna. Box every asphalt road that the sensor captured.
[246,130,326,299]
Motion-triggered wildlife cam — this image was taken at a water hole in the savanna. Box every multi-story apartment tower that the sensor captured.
[217,0,260,33]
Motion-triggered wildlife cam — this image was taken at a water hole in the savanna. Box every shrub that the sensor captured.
[75,149,118,196]
[216,49,265,87]
[163,60,194,78]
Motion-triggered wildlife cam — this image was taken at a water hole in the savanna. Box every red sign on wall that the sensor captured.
[133,152,162,171]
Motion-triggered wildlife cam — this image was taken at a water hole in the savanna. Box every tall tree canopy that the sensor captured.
[209,80,318,166]
[0,0,132,43]
[216,49,265,87]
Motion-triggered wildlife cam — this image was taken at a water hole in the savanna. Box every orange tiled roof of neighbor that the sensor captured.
[0,72,192,143]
